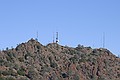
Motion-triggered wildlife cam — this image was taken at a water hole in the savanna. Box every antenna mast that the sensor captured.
[103,32,105,48]
[36,31,38,41]
[53,32,55,43]
[56,32,59,43]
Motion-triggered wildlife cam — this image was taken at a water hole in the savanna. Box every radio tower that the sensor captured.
[56,32,59,43]
[103,32,105,48]
[35,31,38,41]
[53,32,55,43]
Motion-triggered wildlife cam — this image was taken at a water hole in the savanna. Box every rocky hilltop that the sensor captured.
[0,38,120,80]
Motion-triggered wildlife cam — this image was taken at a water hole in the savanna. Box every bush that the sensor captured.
[7,53,14,59]
[69,55,79,64]
[50,62,58,68]
[98,77,106,80]
[2,71,11,76]
[78,58,86,63]
[13,64,19,70]
[6,77,15,80]
[17,69,25,76]
[6,56,12,62]
[26,70,37,80]
[76,65,81,70]
[69,49,76,55]
[36,45,40,49]
[73,75,80,80]
[62,73,68,78]
[18,57,24,62]
[118,74,120,77]
[2,70,17,76]
[76,44,84,49]
[69,57,78,64]
[0,77,5,80]
[67,70,75,76]
[17,70,25,76]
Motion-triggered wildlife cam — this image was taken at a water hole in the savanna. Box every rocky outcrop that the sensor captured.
[0,38,120,80]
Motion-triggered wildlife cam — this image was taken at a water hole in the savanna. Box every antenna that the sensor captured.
[56,32,58,43]
[53,32,55,43]
[35,31,38,41]
[103,32,105,48]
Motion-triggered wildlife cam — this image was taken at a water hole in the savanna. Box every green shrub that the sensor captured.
[18,57,24,62]
[76,65,81,70]
[2,71,11,76]
[0,77,5,80]
[36,45,40,49]
[26,70,37,80]
[67,70,74,76]
[78,58,86,63]
[2,69,17,76]
[98,77,106,80]
[73,75,80,80]
[17,69,25,76]
[6,56,12,62]
[13,64,19,70]
[7,53,13,59]
[69,49,76,55]
[69,57,78,64]
[6,77,15,80]
[118,74,120,77]
[50,62,58,68]
[69,55,79,64]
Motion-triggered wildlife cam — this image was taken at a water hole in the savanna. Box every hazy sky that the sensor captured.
[0,0,120,56]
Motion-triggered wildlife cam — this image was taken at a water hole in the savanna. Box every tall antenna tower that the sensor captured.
[103,32,105,48]
[35,31,38,41]
[56,32,59,43]
[53,32,55,43]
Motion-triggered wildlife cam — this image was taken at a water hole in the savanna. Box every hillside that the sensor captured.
[0,38,120,80]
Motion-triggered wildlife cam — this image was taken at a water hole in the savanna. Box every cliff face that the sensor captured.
[0,39,120,80]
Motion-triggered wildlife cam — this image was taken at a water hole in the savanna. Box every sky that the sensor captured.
[0,0,120,56]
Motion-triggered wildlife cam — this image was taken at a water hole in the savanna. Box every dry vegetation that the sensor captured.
[0,38,120,80]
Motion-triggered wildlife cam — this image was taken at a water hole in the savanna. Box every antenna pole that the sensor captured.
[56,32,58,43]
[36,31,38,41]
[103,32,105,48]
[53,32,55,43]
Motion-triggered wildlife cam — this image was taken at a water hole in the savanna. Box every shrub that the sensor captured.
[13,64,19,70]
[2,71,11,76]
[50,62,58,68]
[6,47,9,50]
[98,77,106,80]
[69,57,78,64]
[26,70,37,80]
[69,55,79,64]
[4,62,12,67]
[17,70,25,76]
[17,69,25,76]
[73,75,80,80]
[67,70,74,76]
[6,56,12,62]
[118,74,120,77]
[2,69,17,76]
[0,71,2,76]
[69,49,76,55]
[7,53,14,59]
[18,57,24,62]
[76,44,84,50]
[36,45,40,49]
[6,77,15,80]
[76,65,81,70]
[62,73,68,78]
[0,77,5,80]
[78,58,86,63]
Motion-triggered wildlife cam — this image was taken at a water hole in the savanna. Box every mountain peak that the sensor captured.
[0,39,119,80]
